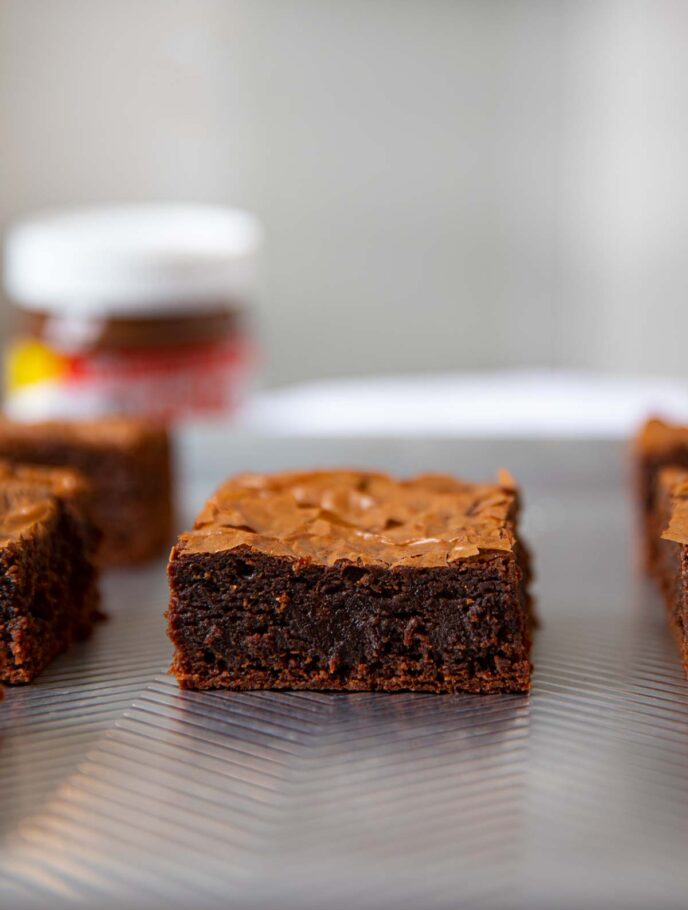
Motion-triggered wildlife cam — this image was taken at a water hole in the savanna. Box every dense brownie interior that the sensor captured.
[0,488,99,683]
[169,546,531,693]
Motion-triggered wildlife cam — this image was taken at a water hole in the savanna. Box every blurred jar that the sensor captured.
[3,204,262,422]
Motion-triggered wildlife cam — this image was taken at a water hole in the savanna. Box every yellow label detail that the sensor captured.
[6,339,69,394]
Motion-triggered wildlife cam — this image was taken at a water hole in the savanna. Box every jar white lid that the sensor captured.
[4,204,263,316]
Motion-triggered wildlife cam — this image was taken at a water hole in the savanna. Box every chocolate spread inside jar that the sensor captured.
[3,205,262,423]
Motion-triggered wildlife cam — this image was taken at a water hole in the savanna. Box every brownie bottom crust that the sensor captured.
[168,547,532,694]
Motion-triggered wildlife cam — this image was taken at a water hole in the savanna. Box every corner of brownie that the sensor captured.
[0,416,173,565]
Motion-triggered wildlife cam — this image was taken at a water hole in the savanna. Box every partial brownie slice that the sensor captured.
[0,417,173,565]
[0,483,100,683]
[167,470,533,694]
[651,467,688,675]
[0,460,100,563]
[633,418,688,572]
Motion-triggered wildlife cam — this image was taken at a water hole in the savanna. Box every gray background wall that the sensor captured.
[1,0,686,385]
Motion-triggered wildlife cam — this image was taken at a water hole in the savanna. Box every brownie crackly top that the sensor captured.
[0,461,87,500]
[659,467,688,546]
[0,487,56,547]
[179,469,519,567]
[636,417,688,454]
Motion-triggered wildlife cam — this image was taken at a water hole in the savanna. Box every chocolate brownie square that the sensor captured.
[0,417,173,565]
[0,474,100,683]
[167,470,533,693]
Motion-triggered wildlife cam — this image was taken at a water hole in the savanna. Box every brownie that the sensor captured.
[633,418,688,571]
[0,460,99,559]
[0,417,173,565]
[0,477,100,683]
[167,469,533,693]
[649,467,688,675]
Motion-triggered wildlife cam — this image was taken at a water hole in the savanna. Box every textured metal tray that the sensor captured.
[2,434,688,910]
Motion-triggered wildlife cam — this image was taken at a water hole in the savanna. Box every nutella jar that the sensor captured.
[3,205,262,422]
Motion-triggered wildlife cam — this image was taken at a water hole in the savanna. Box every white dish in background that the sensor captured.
[242,369,688,437]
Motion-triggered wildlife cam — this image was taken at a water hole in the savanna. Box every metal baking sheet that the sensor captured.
[2,433,688,910]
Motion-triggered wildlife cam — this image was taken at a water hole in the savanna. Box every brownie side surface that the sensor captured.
[0,417,172,565]
[0,489,99,683]
[634,418,688,572]
[653,468,688,674]
[167,470,532,693]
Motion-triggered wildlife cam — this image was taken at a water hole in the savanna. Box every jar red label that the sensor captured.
[5,337,253,422]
